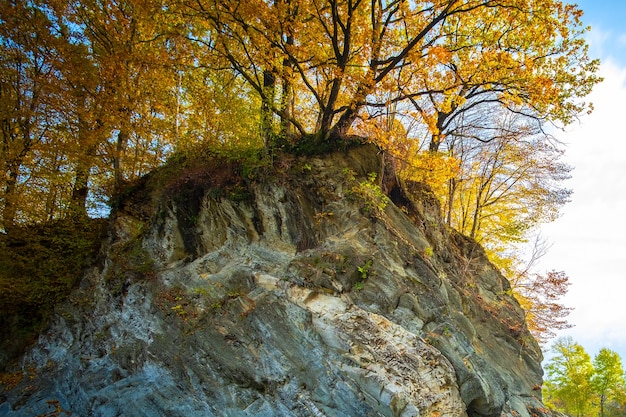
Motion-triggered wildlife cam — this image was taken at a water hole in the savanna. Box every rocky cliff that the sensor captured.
[0,145,554,417]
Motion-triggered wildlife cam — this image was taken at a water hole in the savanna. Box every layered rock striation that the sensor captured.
[1,145,554,417]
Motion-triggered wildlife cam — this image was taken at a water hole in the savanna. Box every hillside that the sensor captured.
[0,145,559,417]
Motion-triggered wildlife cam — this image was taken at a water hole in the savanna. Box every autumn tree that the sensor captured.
[56,0,182,195]
[400,106,574,341]
[0,0,175,224]
[166,28,264,153]
[0,0,69,230]
[0,0,267,226]
[0,0,104,225]
[402,1,600,152]
[29,0,107,218]
[185,0,599,152]
[438,112,572,251]
[512,268,572,344]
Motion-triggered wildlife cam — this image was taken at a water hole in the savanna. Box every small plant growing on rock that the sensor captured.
[354,259,373,291]
[358,259,372,280]
[342,167,356,181]
[171,304,187,318]
[344,170,390,217]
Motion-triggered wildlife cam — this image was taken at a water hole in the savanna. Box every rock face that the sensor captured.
[1,145,553,417]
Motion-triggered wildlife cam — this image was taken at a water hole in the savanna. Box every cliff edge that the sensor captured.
[0,145,555,417]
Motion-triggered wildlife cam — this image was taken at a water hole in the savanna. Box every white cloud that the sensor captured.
[586,26,611,58]
[619,33,626,47]
[538,60,626,359]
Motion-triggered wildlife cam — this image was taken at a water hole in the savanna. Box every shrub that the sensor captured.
[0,217,106,368]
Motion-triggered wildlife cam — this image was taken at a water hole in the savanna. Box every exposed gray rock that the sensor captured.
[0,145,556,416]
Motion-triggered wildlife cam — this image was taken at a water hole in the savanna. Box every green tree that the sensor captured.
[544,337,596,417]
[593,348,626,417]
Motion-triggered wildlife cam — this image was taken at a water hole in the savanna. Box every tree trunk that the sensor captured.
[261,69,276,148]
[44,156,64,221]
[470,190,483,239]
[320,77,344,139]
[70,159,91,218]
[1,123,32,232]
[446,177,457,226]
[280,37,295,140]
[429,111,452,152]
[429,134,441,152]
[329,106,358,141]
[69,115,95,218]
[2,164,20,233]
[114,129,128,192]
[599,394,605,417]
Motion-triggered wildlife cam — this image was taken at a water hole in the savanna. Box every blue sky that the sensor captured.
[576,0,626,66]
[537,1,626,363]
[576,0,626,32]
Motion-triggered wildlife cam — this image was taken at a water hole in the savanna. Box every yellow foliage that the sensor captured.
[400,151,460,199]
[429,45,452,63]
[356,115,404,144]
[0,0,600,229]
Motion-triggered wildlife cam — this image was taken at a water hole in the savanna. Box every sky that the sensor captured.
[536,0,626,363]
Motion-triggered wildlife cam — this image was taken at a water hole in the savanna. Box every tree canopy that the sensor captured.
[188,0,599,146]
[545,338,626,417]
[0,0,600,229]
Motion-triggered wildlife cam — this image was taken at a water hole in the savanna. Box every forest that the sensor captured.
[0,0,606,404]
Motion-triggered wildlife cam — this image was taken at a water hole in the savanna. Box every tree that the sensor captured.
[544,337,596,417]
[0,0,68,230]
[1,0,267,226]
[512,269,572,344]
[440,112,572,252]
[60,0,182,192]
[593,348,626,417]
[404,1,600,152]
[1,0,173,225]
[37,0,108,218]
[401,108,574,342]
[187,0,600,149]
[55,0,197,209]
[501,235,572,344]
[545,341,626,417]
[171,54,264,153]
